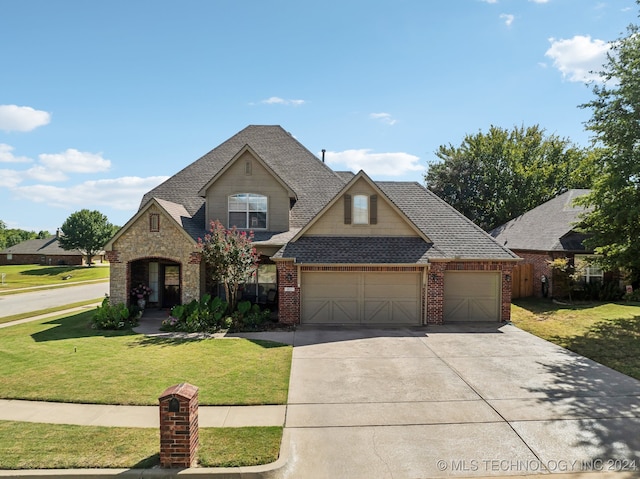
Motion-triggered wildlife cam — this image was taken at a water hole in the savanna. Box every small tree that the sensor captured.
[198,220,260,312]
[59,209,116,266]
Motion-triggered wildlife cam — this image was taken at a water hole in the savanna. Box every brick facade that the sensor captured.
[276,261,514,325]
[426,261,514,325]
[159,383,199,468]
[107,204,202,305]
[276,260,299,324]
[514,250,566,298]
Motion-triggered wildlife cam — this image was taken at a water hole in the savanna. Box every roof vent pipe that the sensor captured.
[321,149,326,163]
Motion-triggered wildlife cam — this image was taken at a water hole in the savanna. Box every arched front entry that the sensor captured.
[129,258,182,309]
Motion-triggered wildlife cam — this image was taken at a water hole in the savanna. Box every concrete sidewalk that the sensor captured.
[0,399,285,428]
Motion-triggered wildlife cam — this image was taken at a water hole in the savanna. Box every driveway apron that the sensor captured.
[279,324,640,479]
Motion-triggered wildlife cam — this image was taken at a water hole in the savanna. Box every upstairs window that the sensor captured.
[150,214,160,232]
[353,195,368,224]
[228,193,267,229]
[344,194,378,225]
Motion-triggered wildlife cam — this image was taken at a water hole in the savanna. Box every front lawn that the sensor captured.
[0,264,109,292]
[511,298,640,380]
[0,421,282,469]
[0,310,292,405]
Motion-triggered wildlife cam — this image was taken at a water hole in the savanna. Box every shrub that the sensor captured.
[230,300,271,331]
[92,296,139,330]
[161,294,230,333]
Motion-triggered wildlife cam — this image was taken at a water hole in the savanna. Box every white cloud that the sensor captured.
[12,176,169,210]
[500,13,514,27]
[38,149,111,173]
[545,35,611,83]
[529,0,550,3]
[0,105,51,132]
[323,149,423,176]
[0,169,23,188]
[369,112,398,126]
[0,144,32,163]
[25,165,68,182]
[260,97,305,106]
[481,0,498,3]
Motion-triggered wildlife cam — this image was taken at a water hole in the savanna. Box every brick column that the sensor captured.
[426,263,445,324]
[159,383,199,468]
[277,260,300,325]
[501,264,514,322]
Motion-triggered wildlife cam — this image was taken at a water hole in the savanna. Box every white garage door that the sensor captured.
[444,272,500,322]
[301,272,421,324]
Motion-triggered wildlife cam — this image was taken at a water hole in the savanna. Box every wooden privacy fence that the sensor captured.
[511,263,534,299]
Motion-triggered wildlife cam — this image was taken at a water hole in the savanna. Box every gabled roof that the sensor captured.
[274,180,518,262]
[379,182,518,260]
[0,236,83,256]
[290,170,430,242]
[140,125,347,230]
[105,197,199,249]
[490,189,591,252]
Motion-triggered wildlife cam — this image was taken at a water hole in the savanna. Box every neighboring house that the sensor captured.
[105,125,518,324]
[491,189,606,298]
[0,233,100,266]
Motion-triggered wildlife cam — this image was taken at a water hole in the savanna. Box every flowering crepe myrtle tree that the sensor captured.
[198,220,260,312]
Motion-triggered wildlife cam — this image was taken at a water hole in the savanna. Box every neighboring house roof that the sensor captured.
[140,125,347,239]
[0,236,84,256]
[490,189,591,252]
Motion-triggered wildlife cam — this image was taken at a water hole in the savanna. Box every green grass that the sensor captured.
[0,264,109,292]
[512,298,640,380]
[0,421,282,469]
[0,309,292,405]
[0,299,102,324]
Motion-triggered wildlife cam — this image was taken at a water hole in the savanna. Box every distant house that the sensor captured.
[0,234,103,266]
[491,189,608,298]
[106,125,519,324]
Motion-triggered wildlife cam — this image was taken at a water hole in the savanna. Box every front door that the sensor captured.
[162,264,181,308]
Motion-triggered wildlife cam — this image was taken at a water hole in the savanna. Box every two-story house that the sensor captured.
[105,125,518,324]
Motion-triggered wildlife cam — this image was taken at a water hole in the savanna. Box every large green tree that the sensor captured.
[0,220,49,250]
[59,209,117,266]
[576,14,640,282]
[425,125,596,231]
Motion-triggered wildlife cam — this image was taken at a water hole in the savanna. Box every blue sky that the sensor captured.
[0,0,635,232]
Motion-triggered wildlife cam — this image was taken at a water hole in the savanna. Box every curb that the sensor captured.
[0,430,290,479]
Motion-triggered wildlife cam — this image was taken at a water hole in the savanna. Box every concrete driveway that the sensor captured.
[279,323,640,478]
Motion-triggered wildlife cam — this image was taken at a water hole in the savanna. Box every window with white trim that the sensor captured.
[353,194,369,225]
[228,193,267,229]
[575,255,604,284]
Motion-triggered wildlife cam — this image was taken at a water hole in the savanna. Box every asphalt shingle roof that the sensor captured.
[378,182,518,260]
[141,125,347,240]
[490,189,591,252]
[0,236,83,256]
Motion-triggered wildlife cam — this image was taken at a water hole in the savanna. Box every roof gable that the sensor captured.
[105,197,198,250]
[1,236,83,256]
[292,170,430,241]
[196,144,296,199]
[139,125,347,229]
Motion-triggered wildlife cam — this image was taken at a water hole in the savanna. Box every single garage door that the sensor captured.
[444,272,500,322]
[301,272,421,324]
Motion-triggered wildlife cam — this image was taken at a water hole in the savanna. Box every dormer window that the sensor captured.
[353,195,368,224]
[344,194,378,225]
[228,193,267,229]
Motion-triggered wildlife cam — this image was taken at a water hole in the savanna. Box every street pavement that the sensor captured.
[0,281,109,317]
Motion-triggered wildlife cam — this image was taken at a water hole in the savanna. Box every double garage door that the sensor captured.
[301,271,421,325]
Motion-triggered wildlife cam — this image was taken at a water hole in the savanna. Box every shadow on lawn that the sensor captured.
[131,334,290,350]
[549,316,640,380]
[31,311,137,342]
[20,266,85,277]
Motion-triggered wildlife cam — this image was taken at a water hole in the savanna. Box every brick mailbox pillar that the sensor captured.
[159,383,199,468]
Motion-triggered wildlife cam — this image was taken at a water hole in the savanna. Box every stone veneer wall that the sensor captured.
[426,261,515,325]
[106,204,202,305]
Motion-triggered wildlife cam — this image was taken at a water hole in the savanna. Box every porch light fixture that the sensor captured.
[285,273,293,282]
[505,274,511,282]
